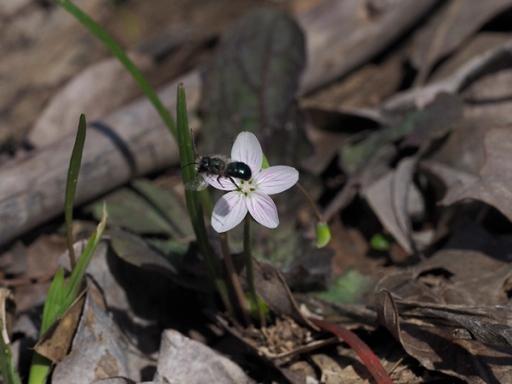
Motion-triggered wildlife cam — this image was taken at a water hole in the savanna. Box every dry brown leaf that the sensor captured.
[34,294,85,364]
[375,290,512,384]
[363,157,420,254]
[443,126,512,221]
[385,40,512,111]
[409,0,512,83]
[300,0,438,91]
[153,329,255,384]
[51,280,141,383]
[432,33,512,80]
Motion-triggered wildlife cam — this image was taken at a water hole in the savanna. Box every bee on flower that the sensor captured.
[197,132,299,233]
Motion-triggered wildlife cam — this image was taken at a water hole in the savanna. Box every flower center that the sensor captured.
[238,179,256,196]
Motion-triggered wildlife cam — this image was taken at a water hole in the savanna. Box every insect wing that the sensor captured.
[185,174,209,191]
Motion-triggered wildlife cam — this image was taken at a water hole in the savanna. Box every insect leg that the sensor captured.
[228,176,241,191]
[217,175,225,188]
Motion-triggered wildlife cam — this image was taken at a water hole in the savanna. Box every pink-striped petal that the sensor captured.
[231,132,263,175]
[246,192,279,229]
[202,174,237,191]
[254,166,299,195]
[211,191,247,233]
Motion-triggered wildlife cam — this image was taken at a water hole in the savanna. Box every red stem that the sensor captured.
[310,318,393,384]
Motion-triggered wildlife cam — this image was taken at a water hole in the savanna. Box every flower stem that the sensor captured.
[244,216,265,326]
[296,182,324,222]
[219,234,250,324]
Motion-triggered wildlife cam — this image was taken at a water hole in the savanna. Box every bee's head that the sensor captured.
[197,157,210,172]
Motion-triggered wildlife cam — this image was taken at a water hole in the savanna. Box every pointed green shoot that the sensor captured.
[315,222,332,248]
[55,0,176,138]
[65,114,86,267]
[370,233,391,251]
[262,154,270,169]
[176,84,228,306]
[0,320,21,384]
[29,206,107,384]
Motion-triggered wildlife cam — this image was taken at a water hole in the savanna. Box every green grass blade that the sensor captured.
[40,268,66,335]
[29,207,107,384]
[65,114,86,266]
[177,85,230,308]
[55,0,176,138]
[29,268,65,384]
[0,321,21,384]
[64,204,107,308]
[177,85,215,268]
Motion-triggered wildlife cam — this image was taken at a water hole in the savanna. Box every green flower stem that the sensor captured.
[176,85,231,311]
[55,0,176,138]
[295,182,332,247]
[198,189,213,216]
[243,216,265,326]
[296,182,323,222]
[219,234,250,324]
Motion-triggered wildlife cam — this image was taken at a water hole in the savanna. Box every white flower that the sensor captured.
[203,132,299,233]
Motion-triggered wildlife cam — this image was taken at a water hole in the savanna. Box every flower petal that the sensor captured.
[211,191,247,233]
[231,132,263,175]
[246,192,279,229]
[202,174,237,191]
[254,166,299,195]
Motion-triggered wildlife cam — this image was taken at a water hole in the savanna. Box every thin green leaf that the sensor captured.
[65,114,86,266]
[0,320,21,384]
[177,85,215,267]
[30,268,65,384]
[64,203,107,309]
[40,268,66,335]
[28,352,50,384]
[315,222,332,248]
[55,0,176,138]
[177,85,229,307]
[30,208,106,384]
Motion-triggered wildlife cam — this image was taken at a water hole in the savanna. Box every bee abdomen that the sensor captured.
[226,162,252,180]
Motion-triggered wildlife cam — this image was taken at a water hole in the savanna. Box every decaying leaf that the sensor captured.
[463,68,512,125]
[374,234,512,384]
[409,0,512,83]
[51,280,141,384]
[153,329,255,384]
[302,57,403,110]
[385,39,512,111]
[299,0,438,91]
[432,32,512,81]
[375,290,512,384]
[363,157,420,254]
[443,127,512,221]
[253,260,317,330]
[34,294,85,364]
